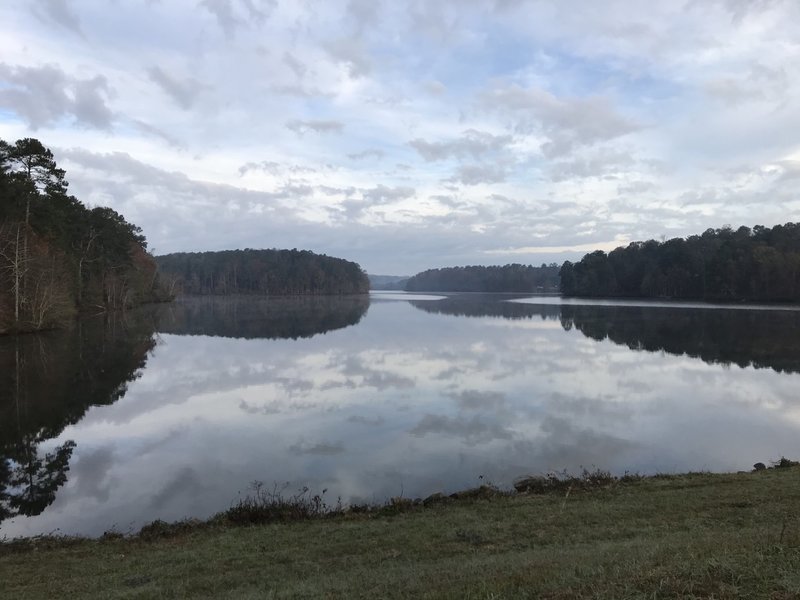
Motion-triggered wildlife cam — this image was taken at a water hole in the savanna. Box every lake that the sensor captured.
[2,292,800,538]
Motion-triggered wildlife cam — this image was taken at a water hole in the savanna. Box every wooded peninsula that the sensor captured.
[560,223,800,302]
[0,138,171,334]
[156,249,369,296]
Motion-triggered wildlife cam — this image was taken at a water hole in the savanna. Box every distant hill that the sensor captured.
[156,248,369,296]
[404,264,560,293]
[368,274,409,290]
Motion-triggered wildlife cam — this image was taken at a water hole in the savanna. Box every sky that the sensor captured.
[1,0,799,275]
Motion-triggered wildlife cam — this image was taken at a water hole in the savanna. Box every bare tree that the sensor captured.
[0,222,30,325]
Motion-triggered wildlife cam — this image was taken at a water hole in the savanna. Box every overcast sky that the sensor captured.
[1,1,799,274]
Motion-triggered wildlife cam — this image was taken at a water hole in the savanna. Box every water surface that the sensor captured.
[2,293,800,538]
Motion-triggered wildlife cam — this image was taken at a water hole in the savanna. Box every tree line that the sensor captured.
[155,249,370,296]
[404,264,560,293]
[0,138,171,334]
[560,224,800,302]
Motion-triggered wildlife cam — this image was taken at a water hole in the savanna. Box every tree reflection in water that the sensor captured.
[410,295,800,374]
[0,295,370,526]
[0,312,157,525]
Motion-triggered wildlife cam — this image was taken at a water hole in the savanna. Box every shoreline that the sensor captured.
[2,462,794,545]
[3,463,800,597]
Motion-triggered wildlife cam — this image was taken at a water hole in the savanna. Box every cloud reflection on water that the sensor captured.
[3,294,800,537]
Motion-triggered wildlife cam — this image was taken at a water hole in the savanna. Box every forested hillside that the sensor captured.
[560,224,800,301]
[156,249,369,296]
[0,138,171,334]
[405,264,560,293]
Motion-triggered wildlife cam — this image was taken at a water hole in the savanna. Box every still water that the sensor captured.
[2,292,800,538]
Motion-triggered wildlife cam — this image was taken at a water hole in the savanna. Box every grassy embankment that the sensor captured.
[3,466,800,598]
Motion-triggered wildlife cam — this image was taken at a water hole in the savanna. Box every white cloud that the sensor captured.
[409,129,513,162]
[0,63,113,130]
[147,67,207,110]
[33,0,82,36]
[479,84,640,157]
[285,119,345,135]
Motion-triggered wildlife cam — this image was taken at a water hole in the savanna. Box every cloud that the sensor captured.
[271,83,332,98]
[238,160,281,176]
[347,414,385,426]
[282,51,307,79]
[150,467,208,509]
[197,0,278,40]
[285,119,345,135]
[712,0,787,23]
[485,236,632,256]
[133,120,184,149]
[32,0,83,36]
[479,84,640,157]
[409,414,513,445]
[346,0,382,32]
[71,76,114,129]
[422,80,446,95]
[199,0,239,39]
[288,440,346,456]
[409,129,513,162]
[449,164,509,186]
[337,353,416,389]
[0,63,113,129]
[347,148,385,160]
[198,0,276,38]
[548,151,636,182]
[238,161,321,177]
[322,38,372,78]
[73,446,115,502]
[777,161,800,181]
[362,184,415,204]
[147,66,206,110]
[449,390,507,410]
[338,185,416,219]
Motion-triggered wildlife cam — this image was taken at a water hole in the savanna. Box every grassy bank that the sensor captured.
[3,467,800,598]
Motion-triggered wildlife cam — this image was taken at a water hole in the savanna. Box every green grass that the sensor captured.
[4,468,800,598]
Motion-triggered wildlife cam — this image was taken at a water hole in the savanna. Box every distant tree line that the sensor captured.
[560,224,800,302]
[0,138,171,334]
[368,274,409,290]
[404,264,560,293]
[156,249,370,296]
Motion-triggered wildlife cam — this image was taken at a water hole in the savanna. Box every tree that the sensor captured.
[0,137,171,333]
